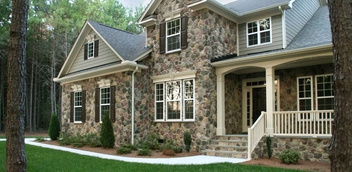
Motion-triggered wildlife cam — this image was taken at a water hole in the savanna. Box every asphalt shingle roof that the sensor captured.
[88,20,150,61]
[224,0,290,15]
[286,6,331,50]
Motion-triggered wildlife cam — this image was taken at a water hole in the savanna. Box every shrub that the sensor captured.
[100,112,115,148]
[162,149,175,156]
[141,134,160,150]
[71,133,85,147]
[121,144,138,151]
[279,149,301,164]
[138,149,152,156]
[35,137,46,142]
[173,146,183,153]
[85,133,101,147]
[184,131,192,153]
[161,140,174,151]
[117,147,132,154]
[48,113,60,140]
[266,136,273,158]
[58,132,72,146]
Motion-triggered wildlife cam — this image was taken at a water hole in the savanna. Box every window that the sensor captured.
[166,18,181,52]
[297,74,334,111]
[247,18,271,46]
[155,79,194,121]
[87,42,94,59]
[297,77,313,111]
[316,75,334,110]
[74,92,83,122]
[100,87,110,121]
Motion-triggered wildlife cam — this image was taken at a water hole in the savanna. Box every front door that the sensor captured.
[252,87,266,123]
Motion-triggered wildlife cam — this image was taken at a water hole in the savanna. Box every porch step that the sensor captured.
[202,135,248,159]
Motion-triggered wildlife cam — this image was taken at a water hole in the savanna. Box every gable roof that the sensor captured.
[211,6,332,65]
[225,0,291,15]
[88,20,151,61]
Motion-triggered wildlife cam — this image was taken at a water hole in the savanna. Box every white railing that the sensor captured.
[273,110,334,137]
[248,111,267,159]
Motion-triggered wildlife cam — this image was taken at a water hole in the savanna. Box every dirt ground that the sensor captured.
[40,140,331,171]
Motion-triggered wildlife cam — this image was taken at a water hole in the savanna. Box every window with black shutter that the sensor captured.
[159,16,188,54]
[84,40,99,60]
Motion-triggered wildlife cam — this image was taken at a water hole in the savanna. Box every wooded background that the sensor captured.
[0,0,143,132]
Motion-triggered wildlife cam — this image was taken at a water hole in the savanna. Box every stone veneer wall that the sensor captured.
[61,72,141,146]
[225,73,242,134]
[141,0,237,150]
[252,136,331,162]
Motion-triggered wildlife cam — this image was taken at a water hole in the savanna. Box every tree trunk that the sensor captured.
[0,55,4,131]
[29,56,34,133]
[33,58,38,132]
[51,38,57,115]
[328,1,352,171]
[6,0,29,171]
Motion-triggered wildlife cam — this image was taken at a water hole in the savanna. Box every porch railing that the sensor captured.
[273,110,334,137]
[248,111,267,159]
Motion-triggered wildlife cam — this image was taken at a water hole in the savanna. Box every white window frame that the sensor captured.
[297,76,313,111]
[166,18,181,53]
[154,79,195,122]
[87,41,94,59]
[246,17,272,47]
[100,87,110,122]
[315,74,334,110]
[155,83,165,121]
[74,91,82,123]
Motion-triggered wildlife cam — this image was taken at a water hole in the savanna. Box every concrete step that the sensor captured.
[206,145,248,152]
[202,150,248,159]
[211,140,248,146]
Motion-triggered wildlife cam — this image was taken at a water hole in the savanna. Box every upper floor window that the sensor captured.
[247,18,271,47]
[159,16,188,54]
[84,40,99,60]
[166,18,181,52]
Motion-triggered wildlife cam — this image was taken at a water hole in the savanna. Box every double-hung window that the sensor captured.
[166,18,181,52]
[74,92,83,122]
[247,18,271,46]
[100,87,110,121]
[155,79,195,122]
[297,76,313,111]
[315,74,334,110]
[87,42,94,59]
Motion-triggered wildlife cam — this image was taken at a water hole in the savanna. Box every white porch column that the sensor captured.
[216,73,226,135]
[265,67,275,136]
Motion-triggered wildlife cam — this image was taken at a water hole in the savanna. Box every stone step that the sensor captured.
[211,140,248,146]
[206,145,248,152]
[202,150,248,159]
[212,135,248,141]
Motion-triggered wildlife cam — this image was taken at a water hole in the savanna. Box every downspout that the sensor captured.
[131,66,138,145]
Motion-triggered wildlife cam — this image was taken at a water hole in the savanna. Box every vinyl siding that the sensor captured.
[68,30,120,74]
[286,0,320,46]
[238,15,283,55]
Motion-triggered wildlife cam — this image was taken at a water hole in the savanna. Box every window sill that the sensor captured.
[74,121,83,124]
[154,120,195,123]
[165,49,181,54]
[247,42,272,48]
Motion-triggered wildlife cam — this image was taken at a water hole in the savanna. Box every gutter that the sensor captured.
[131,66,138,145]
[211,44,332,67]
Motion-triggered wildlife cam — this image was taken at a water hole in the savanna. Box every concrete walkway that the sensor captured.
[1,138,248,165]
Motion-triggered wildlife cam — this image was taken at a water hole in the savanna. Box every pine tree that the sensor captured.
[100,112,115,148]
[48,113,60,140]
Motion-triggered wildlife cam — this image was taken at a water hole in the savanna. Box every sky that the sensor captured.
[119,0,235,8]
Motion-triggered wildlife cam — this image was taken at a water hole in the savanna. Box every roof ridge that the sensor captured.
[89,20,139,36]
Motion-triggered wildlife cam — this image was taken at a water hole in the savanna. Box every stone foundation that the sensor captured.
[252,136,331,162]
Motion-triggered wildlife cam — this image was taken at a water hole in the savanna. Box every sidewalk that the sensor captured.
[1,138,248,165]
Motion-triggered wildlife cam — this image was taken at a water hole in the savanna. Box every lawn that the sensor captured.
[0,142,304,172]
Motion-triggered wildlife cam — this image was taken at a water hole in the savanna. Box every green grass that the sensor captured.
[0,142,304,172]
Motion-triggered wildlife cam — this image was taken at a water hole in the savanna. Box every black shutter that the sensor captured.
[159,22,166,54]
[84,43,88,60]
[110,86,116,122]
[70,92,74,123]
[95,88,100,122]
[181,16,188,49]
[94,40,99,57]
[82,90,86,123]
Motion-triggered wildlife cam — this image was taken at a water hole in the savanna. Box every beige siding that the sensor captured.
[286,0,320,45]
[68,30,120,74]
[238,15,283,55]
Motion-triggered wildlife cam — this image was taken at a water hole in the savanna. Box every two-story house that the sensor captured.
[54,0,332,162]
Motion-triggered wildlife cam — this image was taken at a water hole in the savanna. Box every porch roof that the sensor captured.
[211,6,331,64]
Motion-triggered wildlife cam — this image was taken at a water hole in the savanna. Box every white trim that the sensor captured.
[154,83,165,121]
[97,79,111,88]
[246,17,272,47]
[74,91,83,123]
[100,87,111,122]
[166,18,181,53]
[315,74,334,110]
[166,81,182,121]
[183,79,195,121]
[297,76,313,111]
[87,41,94,59]
[282,10,287,48]
[71,85,82,92]
[151,70,197,83]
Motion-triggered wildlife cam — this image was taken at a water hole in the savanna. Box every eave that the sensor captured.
[54,61,148,84]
